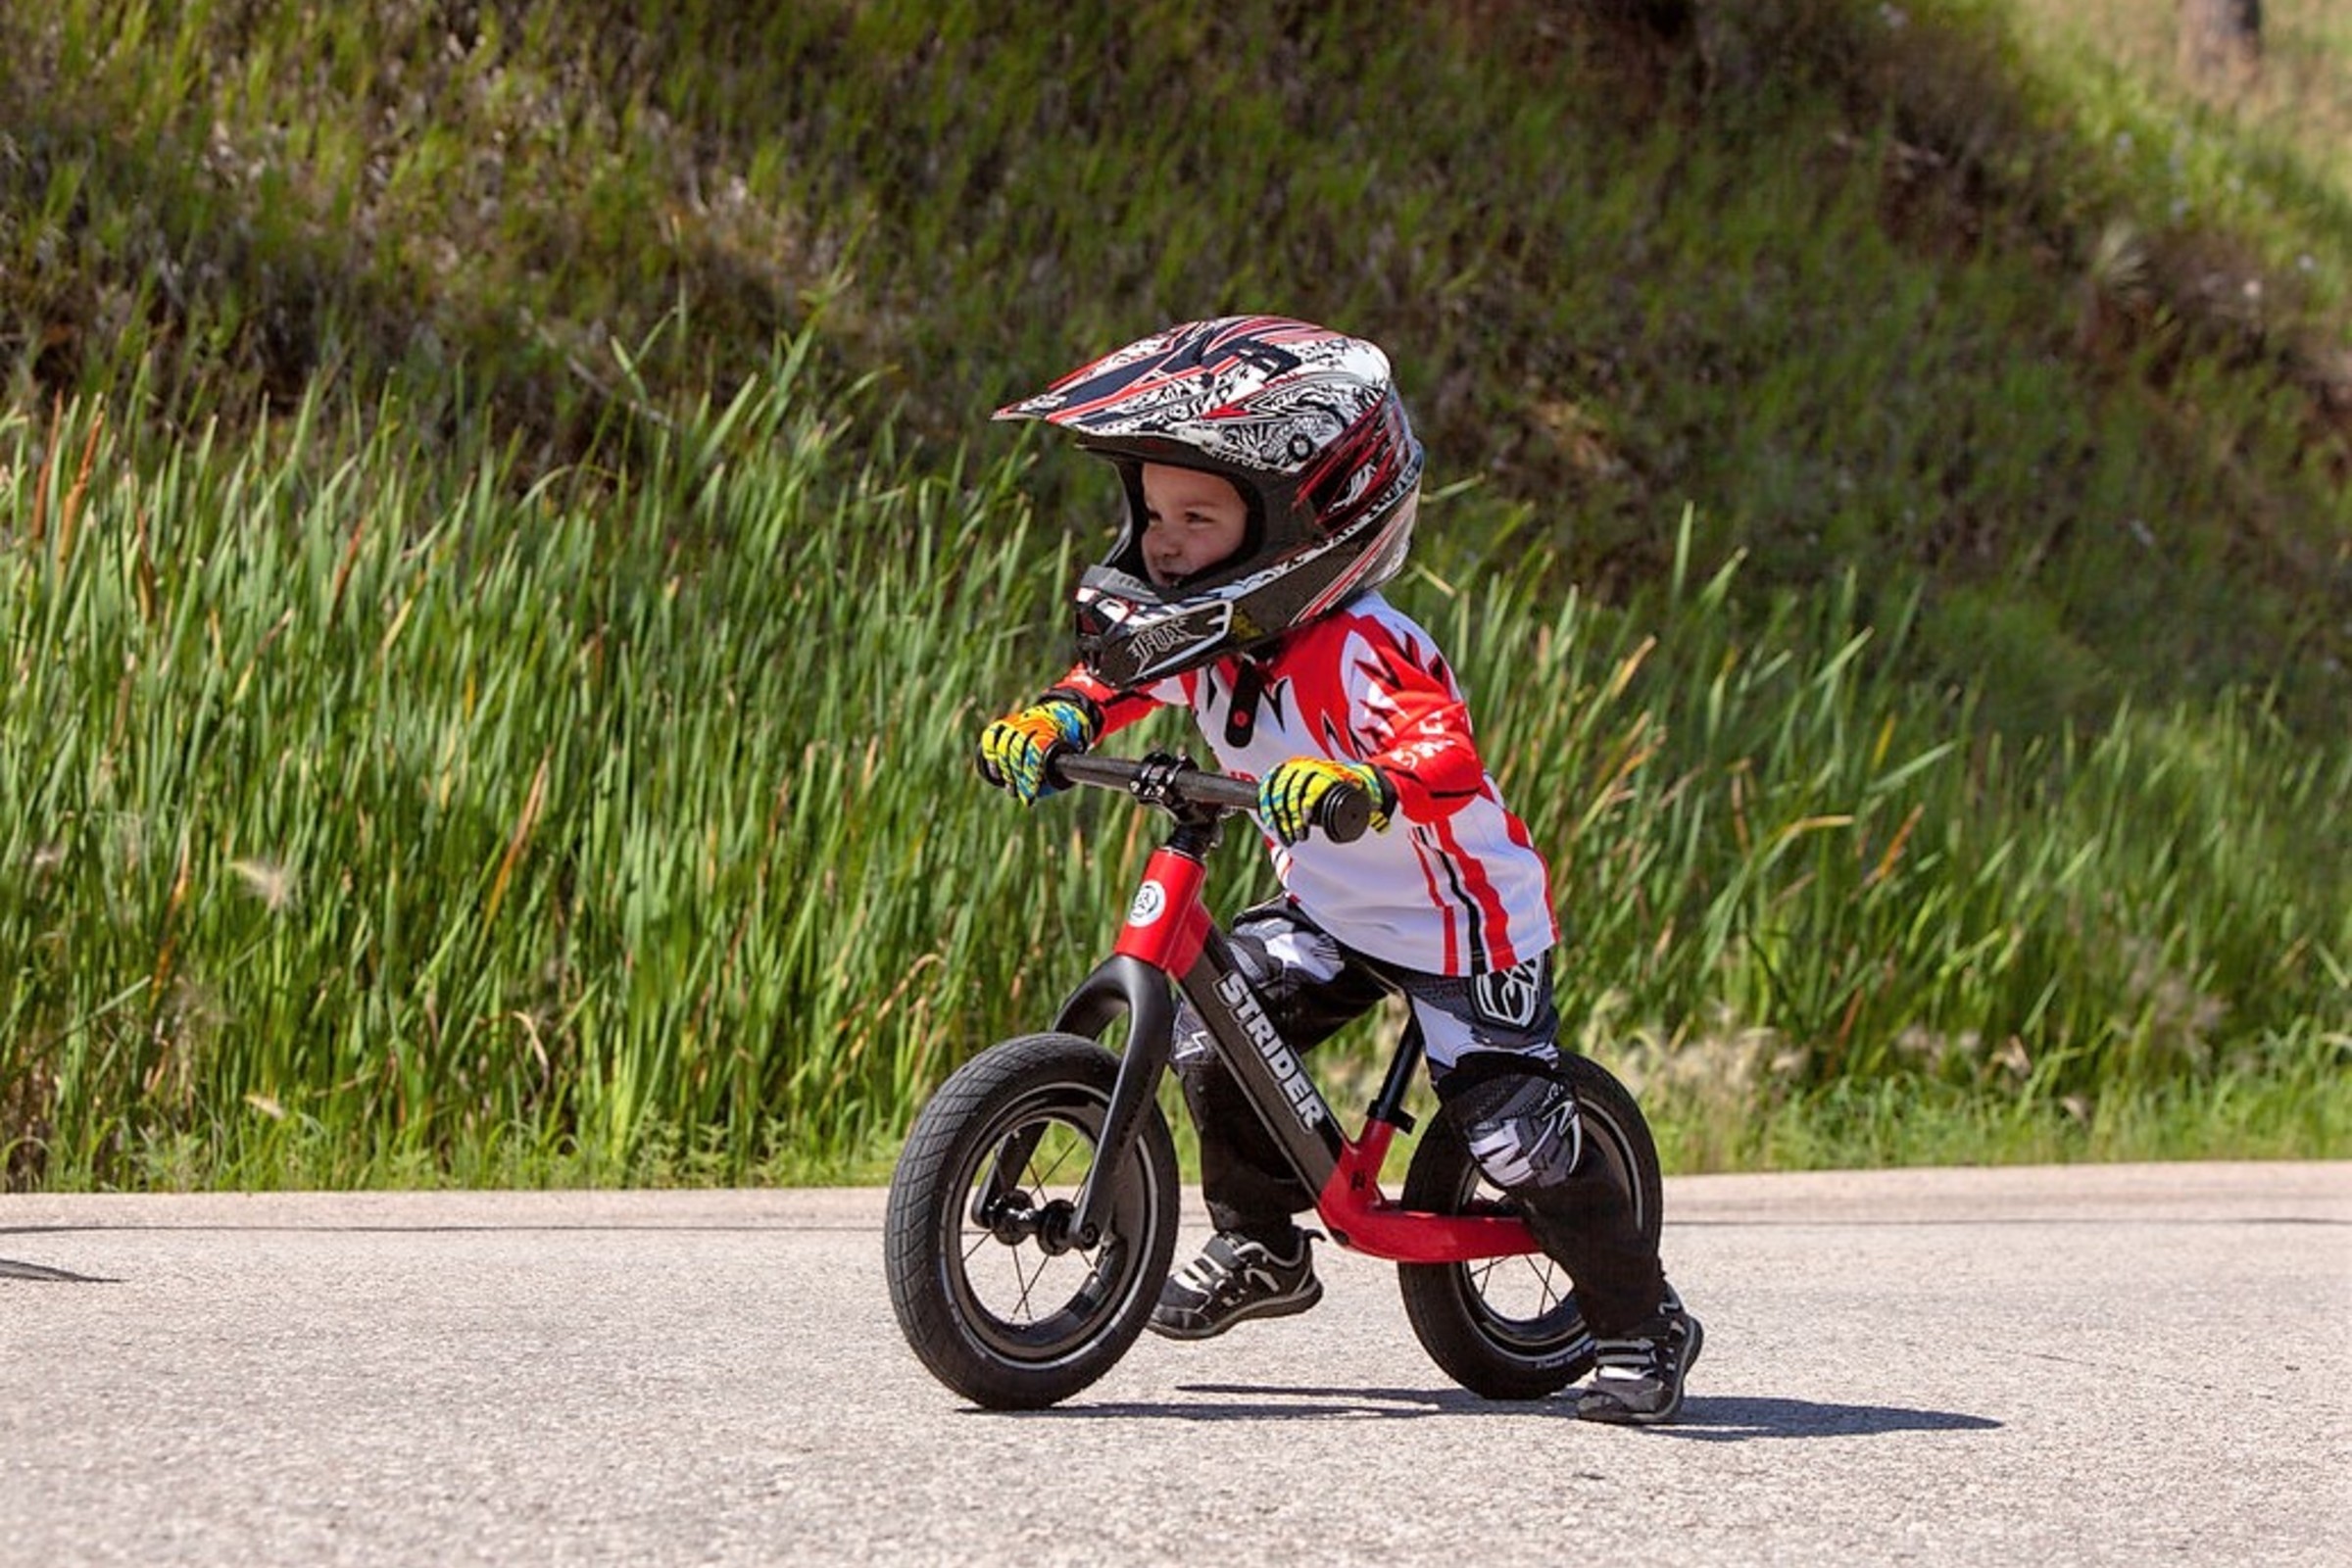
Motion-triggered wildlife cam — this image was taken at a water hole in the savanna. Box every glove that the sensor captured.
[976,697,1099,805]
[1258,758,1395,846]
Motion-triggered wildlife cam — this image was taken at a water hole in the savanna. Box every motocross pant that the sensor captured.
[1170,899,1668,1337]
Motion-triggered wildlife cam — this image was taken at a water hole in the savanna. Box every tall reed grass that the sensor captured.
[1445,517,2349,1157]
[4,353,2343,1188]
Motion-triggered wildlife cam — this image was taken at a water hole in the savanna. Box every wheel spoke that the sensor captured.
[1509,1251,1564,1312]
[1030,1125,1090,1190]
[1007,1240,1048,1324]
[958,1214,1007,1271]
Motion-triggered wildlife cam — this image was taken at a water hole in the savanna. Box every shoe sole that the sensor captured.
[1146,1279,1324,1342]
[1575,1315,1704,1426]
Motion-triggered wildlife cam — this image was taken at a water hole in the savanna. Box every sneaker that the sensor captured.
[1147,1230,1323,1341]
[1574,1291,1702,1425]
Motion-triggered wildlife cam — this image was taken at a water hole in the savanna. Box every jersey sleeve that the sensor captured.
[1337,622,1493,822]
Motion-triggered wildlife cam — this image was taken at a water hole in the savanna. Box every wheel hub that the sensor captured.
[978,1193,1092,1254]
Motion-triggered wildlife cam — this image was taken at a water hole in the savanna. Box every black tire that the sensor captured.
[1396,1054,1664,1400]
[884,1032,1180,1409]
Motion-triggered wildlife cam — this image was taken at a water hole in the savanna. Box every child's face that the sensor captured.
[1139,464,1250,587]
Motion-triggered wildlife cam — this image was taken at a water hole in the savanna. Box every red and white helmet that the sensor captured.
[997,316,1425,689]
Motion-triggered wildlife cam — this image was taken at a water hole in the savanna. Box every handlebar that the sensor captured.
[1048,752,1372,845]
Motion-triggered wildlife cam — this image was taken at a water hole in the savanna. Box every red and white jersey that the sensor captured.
[1060,593,1558,976]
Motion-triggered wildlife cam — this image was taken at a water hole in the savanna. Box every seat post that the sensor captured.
[1365,1017,1425,1134]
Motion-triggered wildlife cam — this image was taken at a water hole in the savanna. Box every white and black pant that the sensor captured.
[1173,898,1667,1336]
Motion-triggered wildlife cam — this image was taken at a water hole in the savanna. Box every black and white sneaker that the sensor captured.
[1148,1231,1323,1341]
[1574,1289,1703,1425]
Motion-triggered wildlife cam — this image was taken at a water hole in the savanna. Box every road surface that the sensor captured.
[4,1162,2346,1566]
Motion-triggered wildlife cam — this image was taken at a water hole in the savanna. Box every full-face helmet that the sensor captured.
[997,316,1425,689]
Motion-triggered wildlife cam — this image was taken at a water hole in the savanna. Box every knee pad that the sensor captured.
[1440,1058,1583,1192]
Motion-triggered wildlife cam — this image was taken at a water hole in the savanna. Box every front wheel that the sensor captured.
[1396,1053,1664,1400]
[884,1032,1180,1409]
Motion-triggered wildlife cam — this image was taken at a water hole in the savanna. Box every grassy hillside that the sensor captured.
[2,0,2345,1187]
[8,1,2347,725]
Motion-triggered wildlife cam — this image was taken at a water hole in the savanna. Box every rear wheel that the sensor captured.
[1396,1054,1663,1399]
[884,1032,1179,1409]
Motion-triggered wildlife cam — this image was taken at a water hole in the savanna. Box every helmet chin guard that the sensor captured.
[999,316,1424,688]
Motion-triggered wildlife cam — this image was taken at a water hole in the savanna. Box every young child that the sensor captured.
[975,316,1700,1423]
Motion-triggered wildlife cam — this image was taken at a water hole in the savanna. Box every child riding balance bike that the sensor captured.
[886,315,1699,1422]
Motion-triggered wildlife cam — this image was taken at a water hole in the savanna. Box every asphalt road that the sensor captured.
[4,1162,2346,1567]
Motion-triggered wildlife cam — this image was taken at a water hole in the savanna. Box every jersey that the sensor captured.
[1056,593,1558,976]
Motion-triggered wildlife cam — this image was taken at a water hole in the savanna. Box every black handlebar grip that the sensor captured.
[1312,783,1372,845]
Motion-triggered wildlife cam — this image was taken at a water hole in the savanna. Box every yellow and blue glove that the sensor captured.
[976,696,1100,805]
[1259,758,1396,846]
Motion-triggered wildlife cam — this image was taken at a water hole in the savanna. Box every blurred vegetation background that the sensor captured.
[2,0,2345,1189]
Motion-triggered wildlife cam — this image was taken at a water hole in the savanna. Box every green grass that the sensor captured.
[1656,1042,2350,1172]
[3,368,2342,1189]
[1,1,2346,1188]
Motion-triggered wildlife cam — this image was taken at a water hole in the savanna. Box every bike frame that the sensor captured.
[1047,755,1541,1267]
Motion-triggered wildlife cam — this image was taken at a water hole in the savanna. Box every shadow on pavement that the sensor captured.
[985,1383,1486,1421]
[1667,1396,2003,1441]
[981,1384,2002,1437]
[0,1257,117,1283]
